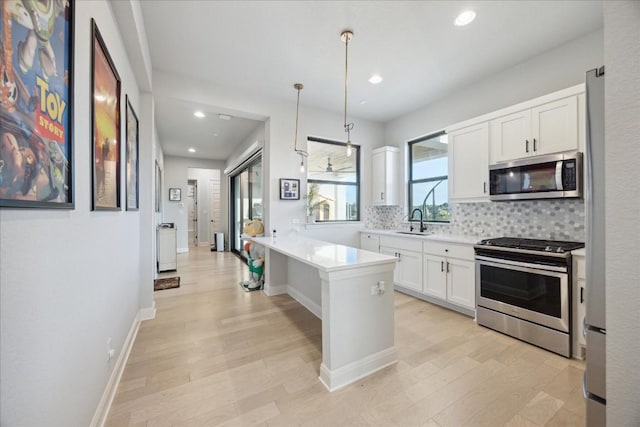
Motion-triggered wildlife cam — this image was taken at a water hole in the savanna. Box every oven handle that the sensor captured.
[475,255,568,274]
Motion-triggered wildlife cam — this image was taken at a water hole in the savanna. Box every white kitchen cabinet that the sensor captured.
[491,96,579,163]
[379,235,422,292]
[371,146,399,206]
[572,252,586,359]
[360,233,380,252]
[447,122,489,202]
[423,241,476,311]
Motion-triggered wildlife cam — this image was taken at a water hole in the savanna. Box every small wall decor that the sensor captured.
[0,0,75,208]
[169,188,181,201]
[125,96,139,211]
[279,178,300,200]
[91,18,121,211]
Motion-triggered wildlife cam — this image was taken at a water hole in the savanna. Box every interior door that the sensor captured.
[187,181,197,247]
[209,175,221,247]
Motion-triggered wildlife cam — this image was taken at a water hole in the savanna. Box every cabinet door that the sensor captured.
[397,249,422,292]
[531,96,578,156]
[490,110,531,163]
[371,151,386,205]
[446,258,475,309]
[423,254,447,300]
[360,234,380,252]
[380,247,401,284]
[449,122,489,201]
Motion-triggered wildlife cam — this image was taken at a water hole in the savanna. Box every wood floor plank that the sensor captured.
[105,248,586,426]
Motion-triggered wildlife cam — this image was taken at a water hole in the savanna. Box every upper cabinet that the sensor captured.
[491,94,580,163]
[447,122,489,202]
[371,146,399,206]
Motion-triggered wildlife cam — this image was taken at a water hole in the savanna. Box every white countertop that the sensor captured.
[250,236,397,272]
[361,229,483,245]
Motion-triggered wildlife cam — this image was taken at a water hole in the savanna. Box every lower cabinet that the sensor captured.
[423,254,475,310]
[380,246,422,292]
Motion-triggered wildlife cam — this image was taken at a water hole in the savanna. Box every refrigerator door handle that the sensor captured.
[583,372,588,399]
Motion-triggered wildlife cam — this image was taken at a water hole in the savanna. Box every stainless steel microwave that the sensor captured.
[489,152,583,201]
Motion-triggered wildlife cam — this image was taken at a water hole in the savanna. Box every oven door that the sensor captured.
[476,256,569,332]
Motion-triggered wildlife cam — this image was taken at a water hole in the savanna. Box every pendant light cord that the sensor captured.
[293,83,307,158]
[342,31,354,155]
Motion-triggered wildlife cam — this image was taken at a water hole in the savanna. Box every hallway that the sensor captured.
[106,247,586,426]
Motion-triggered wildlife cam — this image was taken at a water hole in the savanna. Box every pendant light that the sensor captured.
[341,30,354,157]
[292,83,307,173]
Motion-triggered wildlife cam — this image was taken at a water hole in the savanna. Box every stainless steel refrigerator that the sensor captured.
[584,66,606,426]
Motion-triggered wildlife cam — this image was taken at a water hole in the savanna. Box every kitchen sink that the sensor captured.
[395,231,433,236]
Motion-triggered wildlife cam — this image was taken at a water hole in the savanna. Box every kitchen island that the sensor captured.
[250,236,397,392]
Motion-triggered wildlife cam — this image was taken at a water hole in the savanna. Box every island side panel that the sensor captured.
[319,263,397,391]
[287,258,322,318]
[263,248,288,296]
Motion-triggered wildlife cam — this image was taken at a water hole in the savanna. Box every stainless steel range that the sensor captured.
[475,237,584,357]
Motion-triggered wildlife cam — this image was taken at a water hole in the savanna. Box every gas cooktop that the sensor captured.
[476,237,585,254]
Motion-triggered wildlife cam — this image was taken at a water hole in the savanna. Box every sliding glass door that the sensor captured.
[230,156,262,259]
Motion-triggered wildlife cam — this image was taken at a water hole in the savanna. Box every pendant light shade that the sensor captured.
[341,30,354,157]
[292,83,308,172]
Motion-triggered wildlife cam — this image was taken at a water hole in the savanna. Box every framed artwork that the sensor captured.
[155,161,161,212]
[91,19,121,211]
[279,178,300,200]
[125,96,139,211]
[0,0,75,208]
[169,188,181,201]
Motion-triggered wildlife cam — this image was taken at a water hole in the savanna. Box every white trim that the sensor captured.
[224,142,262,175]
[139,301,156,321]
[90,310,143,427]
[287,286,322,319]
[177,247,189,253]
[263,283,288,296]
[318,347,398,392]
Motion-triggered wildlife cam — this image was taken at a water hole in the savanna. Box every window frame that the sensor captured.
[307,136,361,222]
[408,130,450,223]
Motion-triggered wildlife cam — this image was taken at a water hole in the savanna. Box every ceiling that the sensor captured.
[139,1,603,160]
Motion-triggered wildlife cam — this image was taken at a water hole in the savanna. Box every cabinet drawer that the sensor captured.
[360,233,380,242]
[379,235,423,252]
[423,241,474,261]
[574,256,585,280]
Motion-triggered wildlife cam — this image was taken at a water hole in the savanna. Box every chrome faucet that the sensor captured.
[410,208,426,233]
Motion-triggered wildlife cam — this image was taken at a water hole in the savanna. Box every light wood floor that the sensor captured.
[106,247,586,426]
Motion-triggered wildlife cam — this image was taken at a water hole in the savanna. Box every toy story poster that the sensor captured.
[91,20,120,210]
[0,0,73,208]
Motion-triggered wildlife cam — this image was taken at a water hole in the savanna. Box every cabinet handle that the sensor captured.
[381,192,384,201]
[441,261,444,272]
[446,262,450,273]
[525,139,529,153]
[397,253,401,262]
[483,182,487,193]
[580,286,584,304]
[533,138,537,152]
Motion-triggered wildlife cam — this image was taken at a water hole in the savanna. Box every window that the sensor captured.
[307,137,360,221]
[408,131,449,222]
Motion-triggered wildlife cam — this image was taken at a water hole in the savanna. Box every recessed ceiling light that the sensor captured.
[454,10,476,26]
[368,74,383,84]
[218,114,231,121]
[194,111,205,118]
[360,100,367,105]
[188,148,196,153]
[213,133,218,137]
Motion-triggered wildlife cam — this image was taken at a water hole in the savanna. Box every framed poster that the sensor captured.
[125,96,139,211]
[91,19,121,211]
[279,178,300,200]
[168,188,181,201]
[0,0,75,208]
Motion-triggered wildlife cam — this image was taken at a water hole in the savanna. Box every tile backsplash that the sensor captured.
[365,199,585,242]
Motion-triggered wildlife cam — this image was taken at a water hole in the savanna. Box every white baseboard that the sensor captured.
[198,241,210,247]
[177,247,189,253]
[263,284,288,296]
[319,346,397,392]
[287,286,321,319]
[90,309,145,427]
[139,301,156,321]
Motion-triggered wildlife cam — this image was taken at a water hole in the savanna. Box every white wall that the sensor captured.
[385,30,603,212]
[163,156,227,251]
[156,70,385,247]
[0,1,152,425]
[604,1,640,424]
